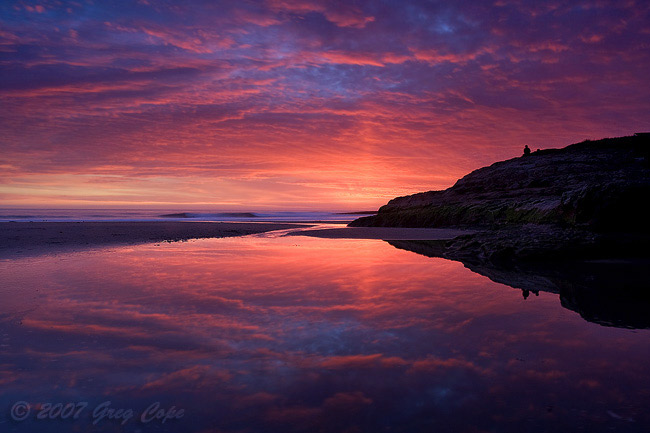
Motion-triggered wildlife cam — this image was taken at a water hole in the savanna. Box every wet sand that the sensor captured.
[0,221,307,258]
[287,226,474,240]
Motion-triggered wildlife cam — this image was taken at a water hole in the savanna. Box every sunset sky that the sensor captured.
[1,0,649,210]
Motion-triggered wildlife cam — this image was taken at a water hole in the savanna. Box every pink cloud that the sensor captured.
[267,0,375,28]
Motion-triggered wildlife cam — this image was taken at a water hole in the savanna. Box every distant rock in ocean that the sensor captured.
[351,135,650,263]
[159,212,259,218]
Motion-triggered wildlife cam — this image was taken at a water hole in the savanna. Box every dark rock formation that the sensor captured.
[159,212,258,218]
[351,135,649,231]
[351,135,650,263]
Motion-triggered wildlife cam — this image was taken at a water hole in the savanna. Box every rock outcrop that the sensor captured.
[350,135,650,263]
[352,135,649,231]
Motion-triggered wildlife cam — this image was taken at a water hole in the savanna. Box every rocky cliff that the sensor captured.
[351,135,650,232]
[350,135,650,263]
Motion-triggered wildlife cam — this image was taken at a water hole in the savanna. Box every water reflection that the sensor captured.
[0,236,649,432]
[387,239,650,329]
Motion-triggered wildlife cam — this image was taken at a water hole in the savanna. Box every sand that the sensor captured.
[0,222,475,259]
[286,226,474,240]
[0,221,307,258]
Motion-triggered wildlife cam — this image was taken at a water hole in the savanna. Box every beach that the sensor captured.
[2,220,650,432]
[0,221,480,259]
[288,226,474,240]
[0,221,306,258]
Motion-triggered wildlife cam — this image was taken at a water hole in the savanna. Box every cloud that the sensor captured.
[267,0,375,28]
[1,0,649,209]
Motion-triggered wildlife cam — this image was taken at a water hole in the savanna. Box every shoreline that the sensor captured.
[0,221,308,258]
[286,226,474,240]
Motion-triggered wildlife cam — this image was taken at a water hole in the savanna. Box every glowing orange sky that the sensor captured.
[1,0,649,210]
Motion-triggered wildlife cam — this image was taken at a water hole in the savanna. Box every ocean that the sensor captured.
[0,209,374,223]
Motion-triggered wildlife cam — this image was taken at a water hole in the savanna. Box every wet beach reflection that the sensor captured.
[1,236,649,432]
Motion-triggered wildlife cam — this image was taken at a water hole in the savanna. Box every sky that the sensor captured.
[1,0,649,210]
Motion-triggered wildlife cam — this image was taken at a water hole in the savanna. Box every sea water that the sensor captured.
[0,208,370,223]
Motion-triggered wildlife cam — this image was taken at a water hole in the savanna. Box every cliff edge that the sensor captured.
[350,135,650,263]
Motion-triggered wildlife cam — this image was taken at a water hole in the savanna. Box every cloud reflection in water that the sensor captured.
[0,236,648,432]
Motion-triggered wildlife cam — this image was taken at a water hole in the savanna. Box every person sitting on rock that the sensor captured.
[523,145,531,156]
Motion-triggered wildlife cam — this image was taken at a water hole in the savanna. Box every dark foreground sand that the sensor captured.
[287,226,474,240]
[0,221,306,258]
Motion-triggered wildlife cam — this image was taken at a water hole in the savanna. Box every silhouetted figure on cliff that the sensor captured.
[523,145,531,156]
[522,289,539,299]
